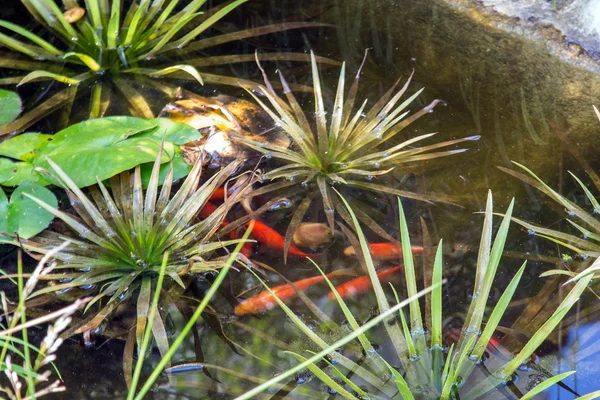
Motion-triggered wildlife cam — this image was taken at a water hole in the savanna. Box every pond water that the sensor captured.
[2,0,600,399]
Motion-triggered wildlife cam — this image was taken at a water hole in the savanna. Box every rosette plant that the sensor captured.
[0,0,327,132]
[0,145,255,380]
[237,52,479,258]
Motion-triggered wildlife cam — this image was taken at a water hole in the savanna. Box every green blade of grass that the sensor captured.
[431,240,444,348]
[521,371,575,400]
[63,52,102,71]
[123,65,203,85]
[0,20,63,56]
[466,273,592,398]
[397,198,425,339]
[127,253,168,397]
[576,390,600,400]
[471,261,527,360]
[165,0,248,51]
[311,259,384,370]
[131,223,253,400]
[461,195,514,351]
[18,70,81,86]
[235,282,441,400]
[286,351,358,400]
[84,0,104,31]
[319,355,370,400]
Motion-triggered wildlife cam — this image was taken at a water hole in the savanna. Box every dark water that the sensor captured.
[3,0,600,398]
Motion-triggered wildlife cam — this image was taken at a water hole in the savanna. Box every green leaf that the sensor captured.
[0,158,17,183]
[33,117,201,187]
[0,89,22,125]
[0,160,49,187]
[18,71,81,86]
[124,65,203,85]
[63,52,102,72]
[140,148,191,187]
[0,183,57,239]
[0,132,52,162]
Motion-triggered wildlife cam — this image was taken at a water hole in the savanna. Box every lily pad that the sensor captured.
[0,89,22,125]
[32,117,202,188]
[0,132,52,162]
[0,183,57,239]
[0,159,49,187]
[140,147,192,187]
[0,159,17,183]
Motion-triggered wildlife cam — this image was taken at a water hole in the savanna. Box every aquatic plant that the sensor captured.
[0,0,325,132]
[501,161,600,283]
[0,147,254,381]
[126,229,252,400]
[0,116,203,188]
[237,52,479,258]
[0,89,21,125]
[0,244,87,399]
[235,191,589,399]
[0,183,57,240]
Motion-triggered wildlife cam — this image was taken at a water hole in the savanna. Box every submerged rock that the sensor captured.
[159,93,290,168]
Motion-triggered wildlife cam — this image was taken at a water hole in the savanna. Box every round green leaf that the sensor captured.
[1,160,49,187]
[0,158,17,183]
[0,89,22,125]
[1,183,57,239]
[142,118,203,144]
[140,147,192,187]
[34,116,202,187]
[0,132,52,162]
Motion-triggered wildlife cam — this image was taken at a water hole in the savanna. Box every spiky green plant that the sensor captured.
[0,145,254,381]
[0,0,326,130]
[498,106,600,284]
[232,191,589,399]
[236,52,479,258]
[501,161,600,283]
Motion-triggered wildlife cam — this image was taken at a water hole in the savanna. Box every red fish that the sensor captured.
[327,265,404,299]
[209,187,226,201]
[247,219,315,258]
[343,243,424,260]
[235,271,344,316]
[199,201,253,258]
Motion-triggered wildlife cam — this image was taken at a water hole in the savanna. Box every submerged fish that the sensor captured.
[235,270,347,316]
[209,187,226,201]
[343,243,424,260]
[327,265,404,299]
[247,219,316,258]
[198,201,253,257]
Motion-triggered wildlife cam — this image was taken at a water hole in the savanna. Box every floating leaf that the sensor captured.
[0,182,57,239]
[0,132,52,162]
[140,147,191,187]
[32,117,201,187]
[0,89,22,125]
[0,158,17,183]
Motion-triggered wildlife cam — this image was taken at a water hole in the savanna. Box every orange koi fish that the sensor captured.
[209,187,226,201]
[247,219,316,258]
[235,271,345,316]
[327,265,404,299]
[343,243,424,260]
[199,201,253,257]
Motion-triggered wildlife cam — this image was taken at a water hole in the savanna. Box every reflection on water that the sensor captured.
[4,0,600,398]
